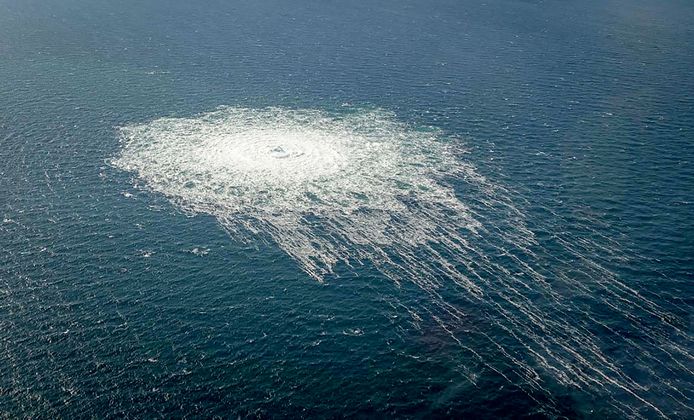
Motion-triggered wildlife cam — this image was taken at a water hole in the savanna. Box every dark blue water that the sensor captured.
[1,0,693,418]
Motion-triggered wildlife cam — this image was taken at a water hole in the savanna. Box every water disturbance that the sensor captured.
[112,106,692,418]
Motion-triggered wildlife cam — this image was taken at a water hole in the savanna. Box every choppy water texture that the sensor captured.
[1,0,693,418]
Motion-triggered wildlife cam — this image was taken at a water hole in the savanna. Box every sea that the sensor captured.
[1,0,693,418]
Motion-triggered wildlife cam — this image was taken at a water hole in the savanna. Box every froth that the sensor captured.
[113,107,481,283]
[113,106,692,418]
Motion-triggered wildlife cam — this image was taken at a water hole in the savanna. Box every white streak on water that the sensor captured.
[113,107,692,418]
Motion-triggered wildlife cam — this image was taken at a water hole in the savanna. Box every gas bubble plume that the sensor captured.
[113,106,692,418]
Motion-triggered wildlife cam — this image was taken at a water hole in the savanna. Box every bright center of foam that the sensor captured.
[198,128,347,186]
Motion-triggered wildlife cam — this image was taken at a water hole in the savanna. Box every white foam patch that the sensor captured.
[113,107,484,291]
[113,106,692,418]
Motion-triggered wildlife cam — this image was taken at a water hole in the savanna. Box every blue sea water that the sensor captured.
[1,0,693,418]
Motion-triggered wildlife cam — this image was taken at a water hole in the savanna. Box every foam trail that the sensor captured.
[113,106,692,418]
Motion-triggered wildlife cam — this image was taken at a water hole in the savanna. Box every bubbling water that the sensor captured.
[113,107,484,287]
[113,106,692,418]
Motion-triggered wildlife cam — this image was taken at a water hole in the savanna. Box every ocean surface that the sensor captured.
[1,0,693,418]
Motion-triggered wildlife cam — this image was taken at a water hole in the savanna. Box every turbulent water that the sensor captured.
[2,0,693,418]
[113,107,483,284]
[113,107,692,418]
